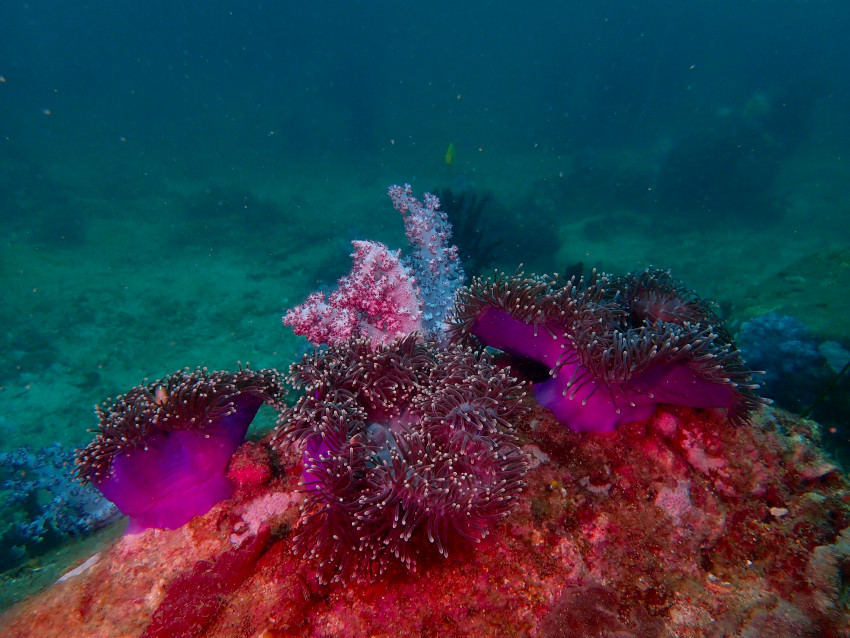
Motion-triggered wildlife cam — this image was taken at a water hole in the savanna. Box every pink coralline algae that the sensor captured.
[270,335,529,583]
[74,367,282,533]
[283,239,423,346]
[449,268,763,433]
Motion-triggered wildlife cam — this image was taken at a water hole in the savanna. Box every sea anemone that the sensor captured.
[272,335,528,583]
[447,268,762,433]
[76,367,282,533]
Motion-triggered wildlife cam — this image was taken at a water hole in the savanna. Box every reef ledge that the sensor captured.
[1,403,848,637]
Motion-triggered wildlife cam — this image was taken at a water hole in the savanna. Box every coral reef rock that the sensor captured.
[2,403,849,637]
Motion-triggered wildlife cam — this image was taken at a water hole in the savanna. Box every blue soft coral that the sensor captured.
[737,312,833,414]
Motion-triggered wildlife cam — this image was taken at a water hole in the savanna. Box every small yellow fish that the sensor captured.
[444,142,456,165]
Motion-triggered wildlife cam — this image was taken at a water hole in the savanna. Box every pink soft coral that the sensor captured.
[283,240,422,346]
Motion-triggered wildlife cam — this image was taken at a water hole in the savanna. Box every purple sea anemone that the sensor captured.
[447,268,762,433]
[76,367,282,533]
[272,335,528,583]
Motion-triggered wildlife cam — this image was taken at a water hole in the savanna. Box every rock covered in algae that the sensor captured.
[1,404,849,637]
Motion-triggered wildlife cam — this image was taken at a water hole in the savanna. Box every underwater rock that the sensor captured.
[2,401,849,637]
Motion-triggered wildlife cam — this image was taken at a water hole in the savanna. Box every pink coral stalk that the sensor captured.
[283,240,422,346]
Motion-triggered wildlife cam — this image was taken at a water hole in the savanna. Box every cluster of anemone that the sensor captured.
[271,335,529,583]
[447,268,763,433]
[76,367,282,533]
[72,263,766,583]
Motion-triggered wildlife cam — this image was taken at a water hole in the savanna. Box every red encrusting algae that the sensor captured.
[141,523,271,638]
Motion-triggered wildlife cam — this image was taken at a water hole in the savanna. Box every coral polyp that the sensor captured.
[448,268,763,433]
[272,335,529,583]
[75,367,282,533]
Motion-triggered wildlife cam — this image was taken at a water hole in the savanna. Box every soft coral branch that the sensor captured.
[389,184,465,337]
[283,240,422,346]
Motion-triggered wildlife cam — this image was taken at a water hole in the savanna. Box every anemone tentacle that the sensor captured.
[76,367,283,533]
[273,337,528,583]
[448,268,764,432]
